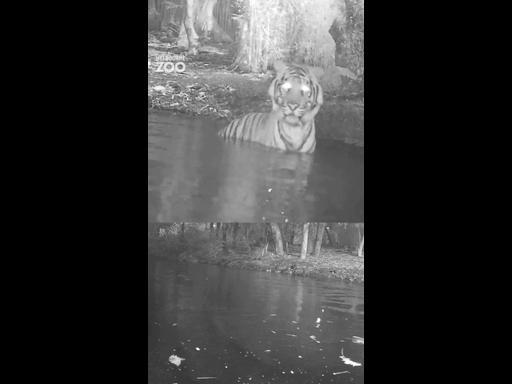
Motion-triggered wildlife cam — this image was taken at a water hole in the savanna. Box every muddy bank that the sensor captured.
[149,236,364,284]
[148,36,364,146]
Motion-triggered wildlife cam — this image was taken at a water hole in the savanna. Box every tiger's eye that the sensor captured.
[281,83,291,92]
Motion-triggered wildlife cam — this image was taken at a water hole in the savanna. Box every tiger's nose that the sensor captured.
[288,103,298,110]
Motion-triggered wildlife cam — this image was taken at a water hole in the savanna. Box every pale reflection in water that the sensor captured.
[148,112,364,222]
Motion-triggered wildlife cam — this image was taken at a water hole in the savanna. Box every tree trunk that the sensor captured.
[325,226,336,247]
[148,0,161,30]
[180,222,186,242]
[290,224,295,246]
[222,223,227,243]
[270,223,284,256]
[244,223,250,240]
[232,222,240,244]
[282,223,289,254]
[308,223,319,254]
[357,235,364,257]
[300,223,310,260]
[314,223,326,258]
[233,0,344,72]
[183,0,200,54]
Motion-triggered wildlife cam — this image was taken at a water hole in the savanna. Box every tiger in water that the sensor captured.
[218,61,324,154]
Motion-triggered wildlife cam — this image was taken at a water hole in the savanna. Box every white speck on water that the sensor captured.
[195,347,201,351]
[268,188,272,192]
[298,355,303,358]
[168,355,185,366]
[333,371,349,375]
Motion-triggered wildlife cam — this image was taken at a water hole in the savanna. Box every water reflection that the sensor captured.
[148,112,364,222]
[148,259,364,384]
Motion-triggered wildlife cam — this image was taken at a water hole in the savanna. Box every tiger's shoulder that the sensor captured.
[218,111,279,140]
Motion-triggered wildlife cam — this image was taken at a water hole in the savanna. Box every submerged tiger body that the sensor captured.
[218,62,324,154]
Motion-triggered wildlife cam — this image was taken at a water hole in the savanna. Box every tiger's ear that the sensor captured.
[307,66,325,82]
[268,78,277,100]
[272,60,288,75]
[316,82,324,105]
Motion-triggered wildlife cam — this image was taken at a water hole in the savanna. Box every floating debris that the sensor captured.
[351,336,364,344]
[196,377,217,380]
[310,335,321,344]
[195,347,201,351]
[168,354,185,366]
[340,348,362,367]
[271,330,276,334]
[333,371,349,375]
[285,334,297,337]
[264,350,271,353]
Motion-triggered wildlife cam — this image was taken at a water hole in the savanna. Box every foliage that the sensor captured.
[337,0,364,77]
[233,0,364,81]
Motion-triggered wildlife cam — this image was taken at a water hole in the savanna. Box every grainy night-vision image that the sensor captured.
[148,0,363,382]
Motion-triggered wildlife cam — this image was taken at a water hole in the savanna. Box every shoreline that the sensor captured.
[149,237,364,285]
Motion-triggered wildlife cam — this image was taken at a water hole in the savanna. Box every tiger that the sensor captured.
[218,61,324,154]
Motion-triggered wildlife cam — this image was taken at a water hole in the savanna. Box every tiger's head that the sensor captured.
[269,61,324,128]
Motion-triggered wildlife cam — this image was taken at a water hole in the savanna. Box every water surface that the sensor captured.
[148,112,364,222]
[148,259,364,384]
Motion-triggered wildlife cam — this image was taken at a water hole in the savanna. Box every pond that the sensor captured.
[148,258,364,384]
[148,112,364,223]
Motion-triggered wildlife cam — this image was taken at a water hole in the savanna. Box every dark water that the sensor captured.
[148,259,364,384]
[148,112,364,222]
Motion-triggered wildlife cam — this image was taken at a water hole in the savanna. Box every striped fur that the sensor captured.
[218,61,323,154]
